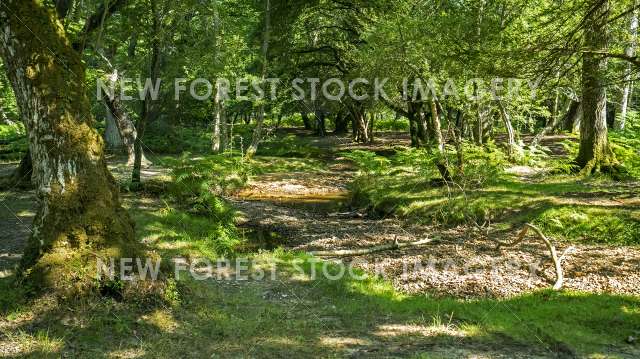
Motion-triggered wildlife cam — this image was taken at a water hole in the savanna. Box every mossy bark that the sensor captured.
[0,0,138,293]
[576,0,617,173]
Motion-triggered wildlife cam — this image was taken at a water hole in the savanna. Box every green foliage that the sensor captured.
[342,149,393,175]
[154,154,251,256]
[257,134,324,158]
[144,126,212,154]
[610,131,640,179]
[458,141,509,187]
[347,145,639,244]
[162,278,181,307]
[373,117,410,131]
[165,154,248,213]
[0,123,28,161]
[536,207,640,246]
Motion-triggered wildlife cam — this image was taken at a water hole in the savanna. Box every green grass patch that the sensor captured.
[2,250,638,357]
[348,146,640,245]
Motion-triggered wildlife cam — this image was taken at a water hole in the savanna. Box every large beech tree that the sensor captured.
[0,0,138,289]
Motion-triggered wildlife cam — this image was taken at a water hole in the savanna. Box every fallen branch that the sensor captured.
[310,237,437,257]
[494,223,565,290]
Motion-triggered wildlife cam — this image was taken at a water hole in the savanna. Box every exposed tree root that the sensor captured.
[494,223,566,290]
[310,237,437,257]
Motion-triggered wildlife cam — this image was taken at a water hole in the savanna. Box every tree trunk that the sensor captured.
[334,111,349,134]
[0,0,137,289]
[618,9,638,130]
[133,0,161,183]
[301,111,313,130]
[409,116,419,147]
[349,104,369,143]
[103,101,124,151]
[211,84,227,153]
[103,90,142,165]
[416,111,429,147]
[562,101,582,132]
[474,84,484,145]
[453,110,465,174]
[315,109,327,137]
[496,100,518,157]
[576,0,617,172]
[430,100,445,153]
[246,0,270,159]
[407,101,424,148]
[367,111,375,143]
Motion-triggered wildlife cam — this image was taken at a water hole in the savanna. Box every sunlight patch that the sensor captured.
[373,323,465,338]
[141,310,179,333]
[108,348,147,358]
[319,336,372,347]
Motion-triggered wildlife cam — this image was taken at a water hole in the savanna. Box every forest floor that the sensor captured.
[231,134,640,299]
[1,131,639,358]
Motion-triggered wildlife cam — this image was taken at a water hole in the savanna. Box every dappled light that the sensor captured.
[1,0,640,357]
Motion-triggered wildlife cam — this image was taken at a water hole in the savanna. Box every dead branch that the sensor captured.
[310,237,436,257]
[495,223,565,290]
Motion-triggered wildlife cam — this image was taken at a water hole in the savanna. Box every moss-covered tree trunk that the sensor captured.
[0,0,137,291]
[576,0,617,172]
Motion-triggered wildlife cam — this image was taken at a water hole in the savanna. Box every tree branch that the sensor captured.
[72,0,128,52]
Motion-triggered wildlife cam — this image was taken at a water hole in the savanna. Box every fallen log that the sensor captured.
[310,237,437,257]
[494,223,565,290]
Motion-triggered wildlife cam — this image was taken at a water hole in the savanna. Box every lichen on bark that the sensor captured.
[0,0,142,296]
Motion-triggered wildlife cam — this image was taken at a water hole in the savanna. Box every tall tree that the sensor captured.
[0,0,138,290]
[576,0,617,172]
[246,0,271,159]
[132,0,161,184]
[618,6,638,129]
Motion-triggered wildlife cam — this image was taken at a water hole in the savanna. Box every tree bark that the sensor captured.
[246,0,270,159]
[562,101,582,132]
[618,9,638,130]
[212,84,227,153]
[102,88,141,165]
[133,0,161,183]
[211,0,226,153]
[333,111,349,134]
[349,103,370,143]
[315,108,327,137]
[496,100,518,157]
[103,101,124,150]
[576,0,617,172]
[430,100,445,153]
[0,0,137,288]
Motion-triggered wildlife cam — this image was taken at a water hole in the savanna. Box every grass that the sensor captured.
[1,247,639,357]
[1,132,639,357]
[348,144,640,246]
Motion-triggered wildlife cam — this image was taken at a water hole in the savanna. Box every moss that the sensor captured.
[2,0,149,297]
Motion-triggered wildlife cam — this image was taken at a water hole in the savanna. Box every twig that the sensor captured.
[494,223,565,290]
